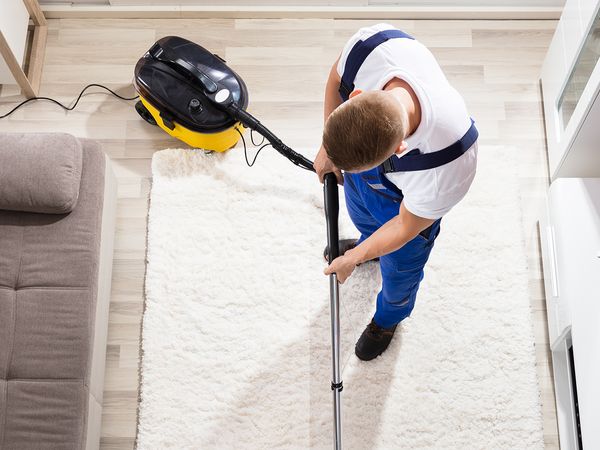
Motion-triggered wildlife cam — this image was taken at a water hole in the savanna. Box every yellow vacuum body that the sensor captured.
[133,36,249,152]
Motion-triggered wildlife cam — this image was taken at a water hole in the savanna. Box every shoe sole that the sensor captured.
[355,346,385,361]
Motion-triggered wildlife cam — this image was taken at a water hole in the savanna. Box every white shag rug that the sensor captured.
[137,145,543,449]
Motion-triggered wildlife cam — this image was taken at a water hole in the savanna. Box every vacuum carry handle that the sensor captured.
[149,43,219,94]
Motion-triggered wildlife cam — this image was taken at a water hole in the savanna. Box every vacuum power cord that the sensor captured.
[0,84,139,119]
[235,127,272,168]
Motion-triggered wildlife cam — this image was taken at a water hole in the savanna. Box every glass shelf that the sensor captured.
[558,10,600,129]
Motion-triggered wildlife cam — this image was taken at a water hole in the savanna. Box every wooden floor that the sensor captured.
[0,18,559,449]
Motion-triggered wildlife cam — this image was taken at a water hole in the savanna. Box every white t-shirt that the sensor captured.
[336,23,478,220]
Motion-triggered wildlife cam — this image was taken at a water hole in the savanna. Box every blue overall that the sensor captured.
[338,28,478,329]
[344,168,441,329]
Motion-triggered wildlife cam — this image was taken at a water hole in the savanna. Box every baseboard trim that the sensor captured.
[41,5,561,20]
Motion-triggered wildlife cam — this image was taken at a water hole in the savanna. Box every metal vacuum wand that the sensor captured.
[324,172,342,450]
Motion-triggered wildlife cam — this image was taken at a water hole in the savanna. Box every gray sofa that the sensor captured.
[0,133,116,449]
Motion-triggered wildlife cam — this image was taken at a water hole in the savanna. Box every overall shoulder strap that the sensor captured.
[381,119,479,173]
[339,29,414,101]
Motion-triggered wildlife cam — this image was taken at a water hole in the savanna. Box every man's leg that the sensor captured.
[343,171,443,359]
[373,224,439,328]
[356,219,441,360]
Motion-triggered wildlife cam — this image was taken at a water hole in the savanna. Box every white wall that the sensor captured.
[370,0,565,5]
[40,0,109,3]
[38,0,565,6]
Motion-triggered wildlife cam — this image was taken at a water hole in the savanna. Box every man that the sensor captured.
[314,23,478,361]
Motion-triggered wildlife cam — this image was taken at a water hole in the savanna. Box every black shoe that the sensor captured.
[323,239,379,263]
[355,319,398,361]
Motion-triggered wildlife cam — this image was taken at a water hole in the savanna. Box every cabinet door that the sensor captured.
[547,178,600,449]
[541,20,568,176]
[567,180,600,450]
[538,203,563,346]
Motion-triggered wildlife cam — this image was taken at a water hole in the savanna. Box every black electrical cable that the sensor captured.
[0,83,139,119]
[251,143,273,166]
[250,128,265,147]
[235,127,271,168]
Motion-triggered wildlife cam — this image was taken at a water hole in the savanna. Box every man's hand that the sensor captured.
[323,204,437,284]
[314,144,343,185]
[324,249,359,283]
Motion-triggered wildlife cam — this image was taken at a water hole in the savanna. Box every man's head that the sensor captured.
[322,90,409,172]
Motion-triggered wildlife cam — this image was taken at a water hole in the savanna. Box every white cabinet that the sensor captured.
[0,0,31,84]
[540,0,600,179]
[539,178,600,450]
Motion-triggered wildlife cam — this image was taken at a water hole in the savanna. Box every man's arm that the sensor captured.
[351,204,435,264]
[323,56,343,123]
[314,56,344,184]
[324,204,436,282]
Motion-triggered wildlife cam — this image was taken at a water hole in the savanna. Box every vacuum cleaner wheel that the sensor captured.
[135,100,157,126]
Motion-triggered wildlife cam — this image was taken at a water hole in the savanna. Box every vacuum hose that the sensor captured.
[227,103,315,172]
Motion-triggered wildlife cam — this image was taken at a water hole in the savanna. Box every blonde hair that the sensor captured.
[322,91,408,171]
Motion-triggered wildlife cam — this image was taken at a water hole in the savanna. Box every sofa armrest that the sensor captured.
[0,133,83,214]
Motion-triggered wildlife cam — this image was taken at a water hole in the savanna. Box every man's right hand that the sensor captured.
[314,144,343,185]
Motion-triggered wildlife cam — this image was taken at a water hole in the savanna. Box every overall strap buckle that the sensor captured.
[338,81,353,103]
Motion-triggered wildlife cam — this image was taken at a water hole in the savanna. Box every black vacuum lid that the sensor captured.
[134,36,249,133]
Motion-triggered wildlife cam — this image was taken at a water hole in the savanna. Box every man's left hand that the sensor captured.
[324,250,359,284]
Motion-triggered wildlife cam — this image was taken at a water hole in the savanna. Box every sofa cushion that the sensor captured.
[3,380,85,447]
[0,133,83,214]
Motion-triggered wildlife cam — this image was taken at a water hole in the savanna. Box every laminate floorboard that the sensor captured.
[0,18,559,449]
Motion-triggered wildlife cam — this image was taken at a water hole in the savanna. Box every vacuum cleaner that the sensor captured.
[134,36,344,449]
[133,36,313,171]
